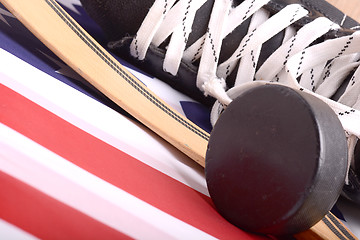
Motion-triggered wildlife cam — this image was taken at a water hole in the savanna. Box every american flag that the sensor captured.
[0,1,359,239]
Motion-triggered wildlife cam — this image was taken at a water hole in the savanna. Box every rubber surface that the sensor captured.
[205,84,348,236]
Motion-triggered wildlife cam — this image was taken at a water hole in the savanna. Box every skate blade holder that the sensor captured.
[206,83,348,236]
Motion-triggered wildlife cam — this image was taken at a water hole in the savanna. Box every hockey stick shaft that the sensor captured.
[3,0,209,167]
[1,0,357,239]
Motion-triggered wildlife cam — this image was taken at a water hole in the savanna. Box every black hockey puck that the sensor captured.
[205,84,348,236]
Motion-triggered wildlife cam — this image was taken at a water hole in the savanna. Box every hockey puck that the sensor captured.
[205,84,348,236]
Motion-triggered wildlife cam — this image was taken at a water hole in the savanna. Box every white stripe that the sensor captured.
[0,123,217,240]
[0,219,39,240]
[0,48,209,197]
[340,14,347,26]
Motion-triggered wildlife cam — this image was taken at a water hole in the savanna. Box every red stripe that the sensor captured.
[0,171,131,240]
[0,83,267,240]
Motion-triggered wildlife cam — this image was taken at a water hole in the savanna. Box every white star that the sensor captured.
[58,0,82,15]
[39,50,84,82]
[0,7,16,26]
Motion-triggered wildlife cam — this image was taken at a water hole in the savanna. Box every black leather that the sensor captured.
[81,0,359,107]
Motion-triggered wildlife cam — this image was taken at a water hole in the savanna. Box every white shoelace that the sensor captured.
[130,0,360,178]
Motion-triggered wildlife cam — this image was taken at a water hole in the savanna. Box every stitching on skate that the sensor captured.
[243,0,255,21]
[283,33,297,66]
[191,39,205,62]
[225,65,231,76]
[250,50,256,69]
[46,0,210,142]
[296,50,306,77]
[163,0,168,15]
[133,37,140,59]
[351,75,356,86]
[207,28,218,63]
[310,68,315,92]
[289,6,301,23]
[182,0,192,44]
[338,109,356,116]
[236,28,256,58]
[273,74,280,82]
[322,35,354,82]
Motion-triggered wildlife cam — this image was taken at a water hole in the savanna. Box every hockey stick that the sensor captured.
[1,0,357,239]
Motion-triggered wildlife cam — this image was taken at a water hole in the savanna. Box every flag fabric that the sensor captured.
[0,1,359,239]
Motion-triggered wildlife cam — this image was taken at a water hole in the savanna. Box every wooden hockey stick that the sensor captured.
[1,0,357,239]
